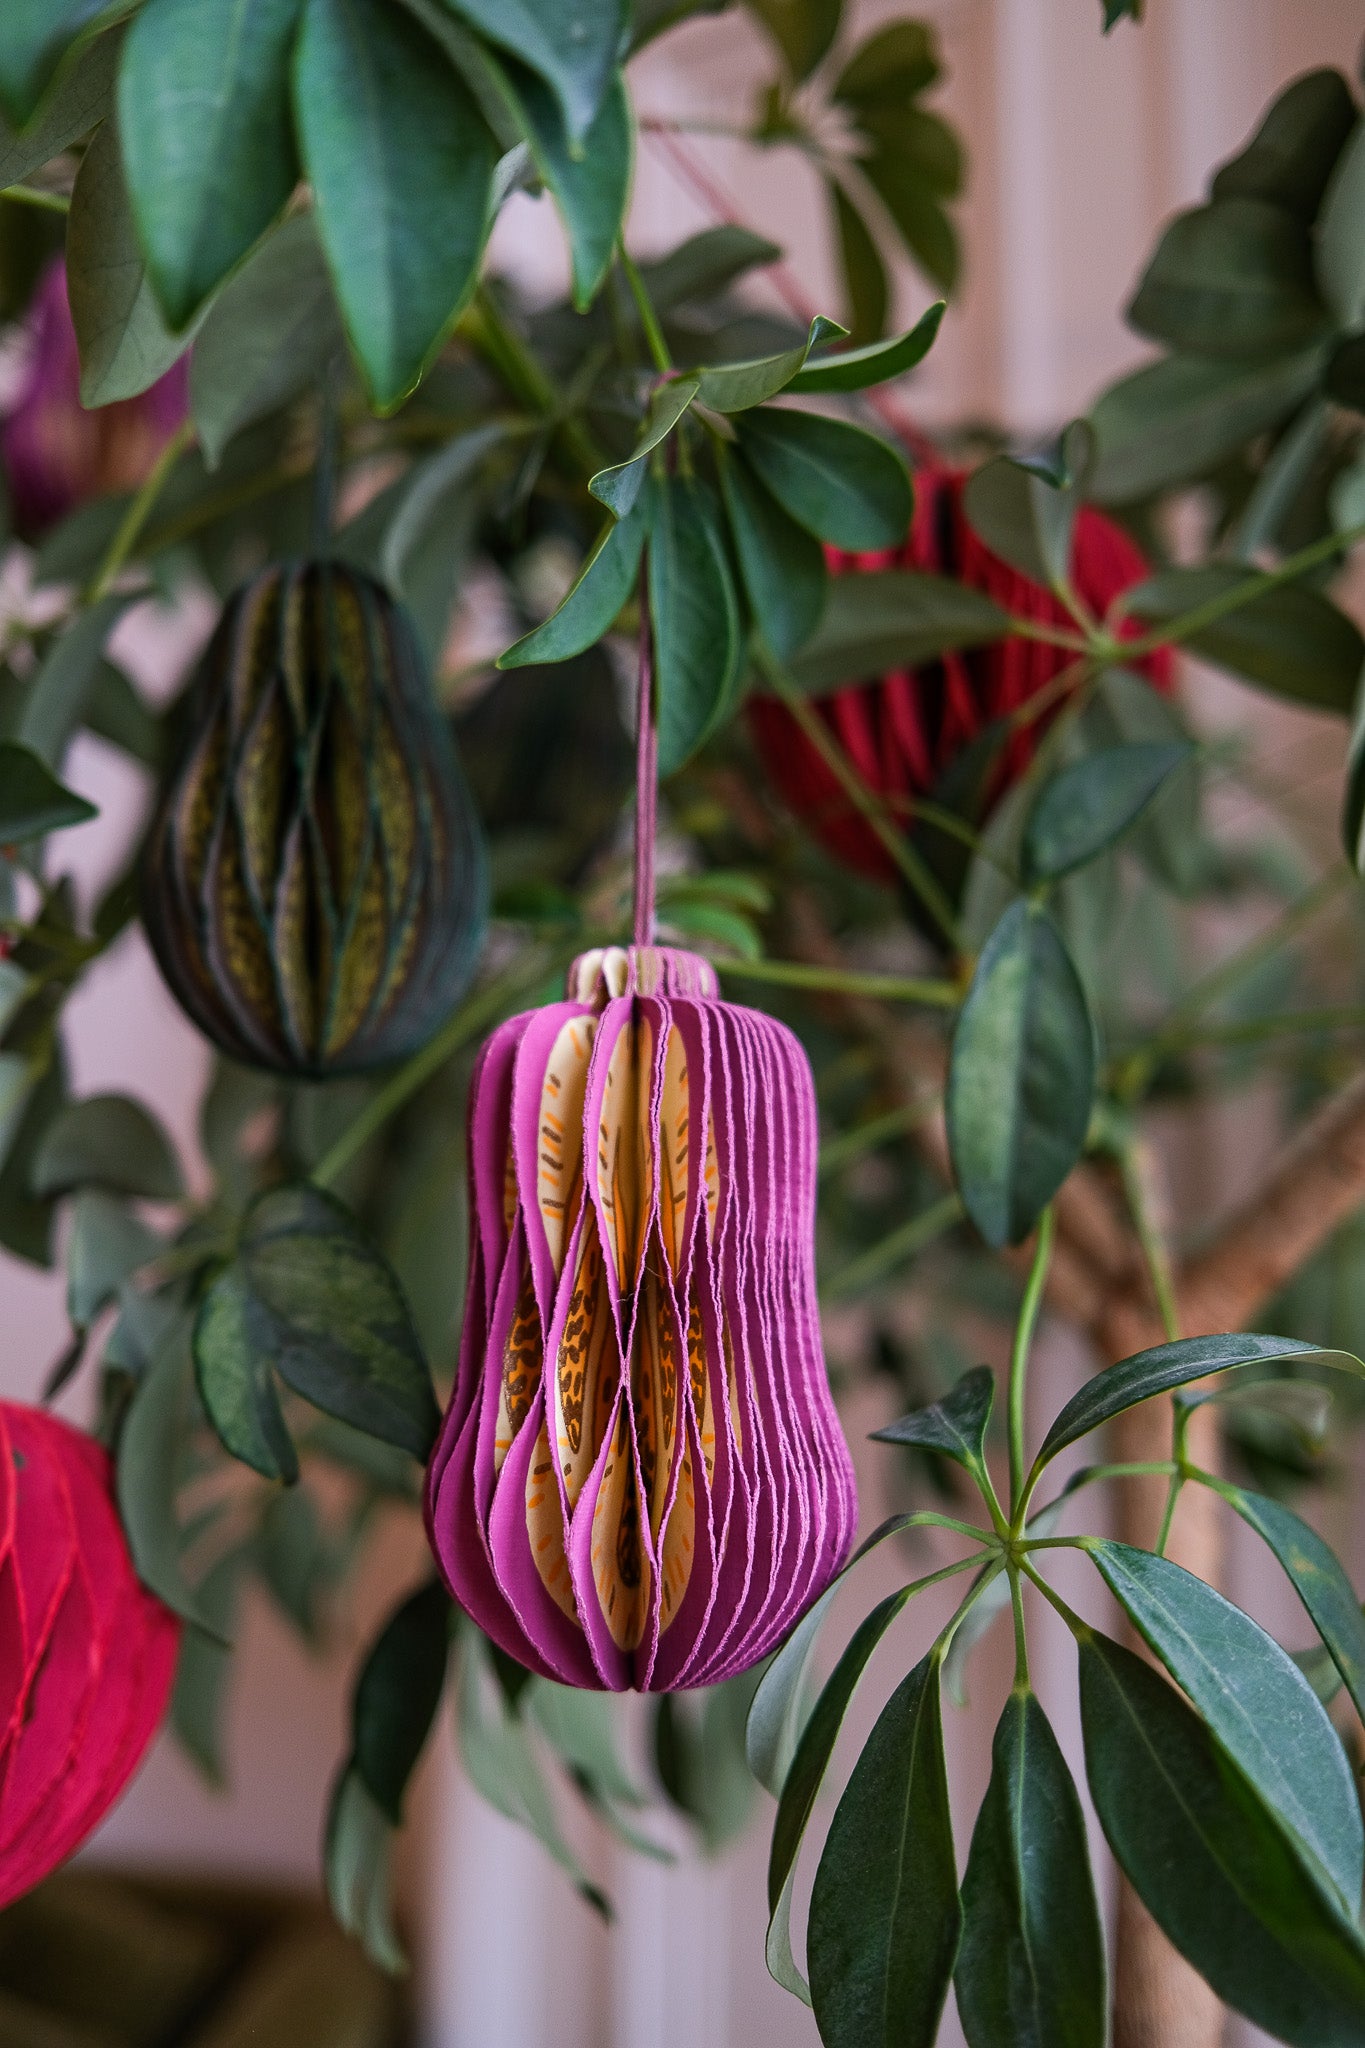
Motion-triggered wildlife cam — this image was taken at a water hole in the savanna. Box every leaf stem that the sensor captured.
[84,418,194,603]
[618,245,673,375]
[1,183,71,213]
[1009,1569,1030,1687]
[1009,1207,1055,1524]
[716,956,959,1006]
[462,287,605,473]
[1118,517,1365,659]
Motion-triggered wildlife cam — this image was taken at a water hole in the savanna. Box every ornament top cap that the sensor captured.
[567,945,720,1006]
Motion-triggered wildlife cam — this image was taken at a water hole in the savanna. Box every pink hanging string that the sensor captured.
[633,552,658,948]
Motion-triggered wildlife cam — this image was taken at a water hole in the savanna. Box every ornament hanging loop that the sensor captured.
[633,551,658,949]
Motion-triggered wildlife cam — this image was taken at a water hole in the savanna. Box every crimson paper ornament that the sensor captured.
[749,465,1174,883]
[0,1403,179,1909]
[426,600,857,1689]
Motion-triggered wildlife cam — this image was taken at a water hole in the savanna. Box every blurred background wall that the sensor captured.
[3,1,1361,2044]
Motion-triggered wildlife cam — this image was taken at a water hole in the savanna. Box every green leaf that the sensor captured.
[1211,69,1357,222]
[66,118,196,404]
[831,187,888,348]
[353,1579,450,1824]
[0,0,109,127]
[696,314,847,414]
[961,420,1094,590]
[170,1546,244,1786]
[325,1764,407,1975]
[1216,1483,1365,1731]
[190,213,345,467]
[1125,566,1365,714]
[649,475,741,776]
[590,376,700,517]
[1022,741,1192,884]
[294,0,498,412]
[1035,1333,1361,1469]
[737,407,912,550]
[440,0,624,145]
[789,300,945,393]
[1086,667,1201,893]
[0,24,117,188]
[1128,197,1329,359]
[861,143,960,295]
[808,1654,961,2048]
[1318,117,1365,329]
[719,446,826,660]
[32,1091,183,1199]
[493,60,630,310]
[84,658,164,768]
[947,899,1095,1248]
[767,1585,916,2001]
[746,0,840,81]
[193,1266,300,1483]
[1079,1630,1365,2048]
[65,1188,158,1327]
[526,1682,646,1808]
[1087,1541,1364,1913]
[655,1670,760,1855]
[0,742,96,841]
[194,1181,439,1463]
[1088,345,1325,504]
[116,1316,218,1631]
[17,596,133,766]
[956,1689,1105,2048]
[834,21,940,106]
[782,568,1010,696]
[637,225,781,312]
[945,1495,1069,1708]
[499,475,652,668]
[871,1364,994,1470]
[118,0,301,331]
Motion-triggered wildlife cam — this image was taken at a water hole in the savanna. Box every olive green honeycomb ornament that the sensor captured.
[143,560,488,1076]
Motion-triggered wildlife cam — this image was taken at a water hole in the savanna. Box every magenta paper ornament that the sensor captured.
[426,590,857,1688]
[0,1403,180,1909]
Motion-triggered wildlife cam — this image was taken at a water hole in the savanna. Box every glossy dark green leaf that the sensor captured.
[294,0,499,411]
[697,314,846,414]
[719,447,825,659]
[119,0,301,330]
[116,1316,219,1632]
[766,1584,917,2000]
[649,476,741,776]
[1086,667,1201,893]
[737,408,912,550]
[962,420,1093,590]
[1035,1333,1360,1468]
[834,21,939,106]
[1126,566,1365,714]
[861,143,960,295]
[440,0,624,144]
[1211,69,1357,221]
[783,568,1009,695]
[1318,118,1365,329]
[947,900,1095,1248]
[325,1763,407,1974]
[831,187,888,348]
[808,1654,961,2048]
[353,1579,450,1823]
[746,0,840,81]
[871,1364,994,1470]
[1079,1630,1365,2048]
[1088,345,1324,504]
[1129,197,1329,359]
[17,596,133,767]
[0,24,117,186]
[191,214,345,467]
[65,1189,159,1328]
[0,0,109,127]
[491,58,630,309]
[1218,1483,1365,1730]
[590,376,699,516]
[1022,741,1192,884]
[33,1091,183,1199]
[636,225,782,313]
[193,1265,299,1483]
[0,742,96,841]
[956,1689,1104,2048]
[195,1181,439,1461]
[1088,1541,1363,1912]
[66,119,193,404]
[500,479,653,669]
[790,300,945,393]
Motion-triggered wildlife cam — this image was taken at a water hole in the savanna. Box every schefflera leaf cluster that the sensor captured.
[749,1329,1365,2048]
[500,303,943,774]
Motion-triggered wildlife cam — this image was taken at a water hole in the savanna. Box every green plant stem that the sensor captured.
[1119,1146,1180,1342]
[311,945,574,1190]
[1118,517,1365,660]
[818,1096,941,1177]
[1008,1207,1055,1523]
[1,183,71,213]
[900,1510,998,1545]
[716,956,959,1006]
[933,1555,1007,1659]
[85,418,194,603]
[822,1191,964,1300]
[617,245,673,374]
[1009,1569,1030,1687]
[1019,1555,1090,1638]
[757,644,965,952]
[462,286,605,474]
